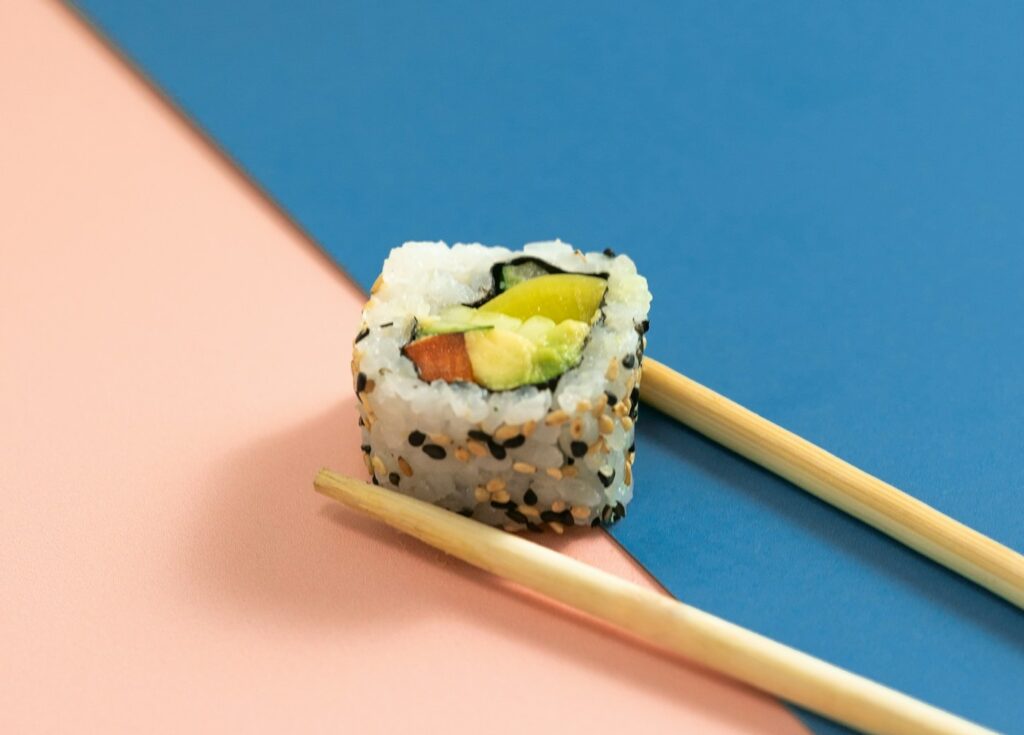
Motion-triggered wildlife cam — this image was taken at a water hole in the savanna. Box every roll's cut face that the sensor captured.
[405,273,607,390]
[352,242,651,532]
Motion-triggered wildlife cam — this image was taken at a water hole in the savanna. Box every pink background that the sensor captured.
[0,2,803,732]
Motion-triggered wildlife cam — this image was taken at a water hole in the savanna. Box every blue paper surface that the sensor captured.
[72,2,1024,732]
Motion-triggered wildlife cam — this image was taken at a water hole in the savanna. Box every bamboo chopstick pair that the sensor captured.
[315,357,1022,734]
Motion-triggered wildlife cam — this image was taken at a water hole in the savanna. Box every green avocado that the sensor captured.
[464,328,537,390]
[464,317,589,390]
[528,317,590,383]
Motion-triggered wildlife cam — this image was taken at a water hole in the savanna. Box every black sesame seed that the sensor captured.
[422,444,447,460]
[389,472,401,485]
[601,505,613,522]
[570,441,588,458]
[598,468,616,488]
[502,434,526,449]
[621,354,636,369]
[408,430,426,447]
[458,508,474,518]
[559,509,575,525]
[371,476,380,486]
[380,321,394,328]
[523,488,538,506]
[566,456,575,465]
[507,508,528,525]
[357,417,365,427]
[602,248,616,257]
[604,391,618,406]
[360,444,371,454]
[630,386,640,406]
[487,439,507,460]
[591,518,601,528]
[641,319,650,333]
[356,372,367,393]
[491,500,515,510]
[467,429,490,442]
[527,522,544,533]
[613,502,627,521]
[628,441,636,454]
[540,510,561,523]
[354,327,370,344]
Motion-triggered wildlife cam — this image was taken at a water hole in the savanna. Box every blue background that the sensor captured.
[72,2,1024,732]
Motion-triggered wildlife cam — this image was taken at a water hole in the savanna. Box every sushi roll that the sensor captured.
[351,240,651,532]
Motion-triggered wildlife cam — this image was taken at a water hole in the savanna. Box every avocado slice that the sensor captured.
[462,318,589,390]
[464,328,538,390]
[478,273,606,324]
[532,319,590,382]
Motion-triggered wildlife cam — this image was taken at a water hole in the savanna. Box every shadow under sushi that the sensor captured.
[183,397,794,732]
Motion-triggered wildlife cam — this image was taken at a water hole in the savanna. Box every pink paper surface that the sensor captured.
[0,3,804,732]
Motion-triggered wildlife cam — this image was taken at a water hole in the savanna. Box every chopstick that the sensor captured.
[639,358,1024,608]
[314,470,992,735]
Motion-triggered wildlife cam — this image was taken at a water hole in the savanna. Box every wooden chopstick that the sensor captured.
[640,358,1024,609]
[314,470,992,735]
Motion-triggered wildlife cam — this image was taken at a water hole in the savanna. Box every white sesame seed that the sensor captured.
[492,490,511,504]
[544,410,569,426]
[494,424,520,442]
[486,478,507,493]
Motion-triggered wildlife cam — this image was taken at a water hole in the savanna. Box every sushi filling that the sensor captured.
[402,261,607,391]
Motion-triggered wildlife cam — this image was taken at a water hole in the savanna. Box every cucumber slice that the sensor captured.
[418,321,493,336]
[500,261,554,289]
